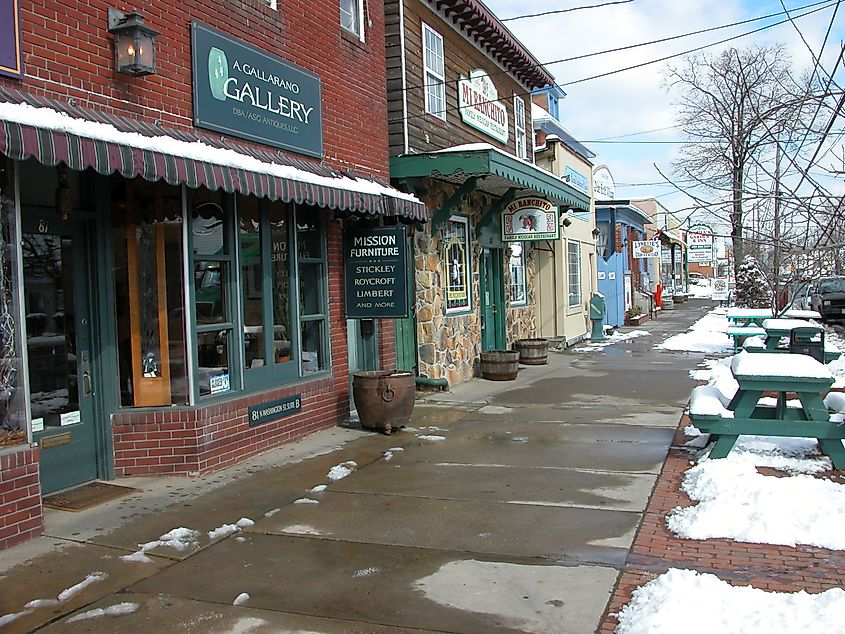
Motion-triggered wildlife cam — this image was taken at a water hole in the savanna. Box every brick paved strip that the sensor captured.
[599,414,845,632]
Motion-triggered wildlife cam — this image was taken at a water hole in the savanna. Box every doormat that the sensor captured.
[43,481,138,512]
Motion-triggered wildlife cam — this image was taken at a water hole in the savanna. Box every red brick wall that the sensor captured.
[0,447,44,549]
[2,0,390,179]
[113,218,351,476]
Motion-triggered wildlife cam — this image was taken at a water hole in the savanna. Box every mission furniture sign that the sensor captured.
[344,226,409,319]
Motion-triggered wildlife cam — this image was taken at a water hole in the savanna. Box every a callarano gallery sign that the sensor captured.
[191,21,323,158]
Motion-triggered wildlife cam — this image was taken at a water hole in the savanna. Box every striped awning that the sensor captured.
[0,88,426,221]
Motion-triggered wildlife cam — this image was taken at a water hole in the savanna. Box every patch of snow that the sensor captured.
[294,498,320,504]
[478,405,513,414]
[353,567,381,577]
[233,592,250,606]
[235,536,246,543]
[24,598,59,609]
[57,571,108,601]
[281,524,322,535]
[236,517,254,528]
[309,484,328,493]
[327,461,357,481]
[208,524,240,540]
[227,617,269,634]
[576,329,651,352]
[0,610,31,627]
[616,568,845,633]
[657,310,732,353]
[416,434,446,442]
[138,527,200,553]
[667,441,844,549]
[264,508,281,517]
[119,550,154,564]
[388,447,404,452]
[384,451,394,461]
[66,602,139,623]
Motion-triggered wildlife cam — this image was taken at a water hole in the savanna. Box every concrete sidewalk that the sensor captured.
[0,301,712,633]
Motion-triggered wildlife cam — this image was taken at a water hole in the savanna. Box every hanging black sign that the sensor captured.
[344,226,408,319]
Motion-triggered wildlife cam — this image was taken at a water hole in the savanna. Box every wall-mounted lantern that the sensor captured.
[108,9,159,77]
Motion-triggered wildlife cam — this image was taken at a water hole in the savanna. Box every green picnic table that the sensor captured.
[761,318,823,351]
[727,325,766,352]
[726,307,774,328]
[689,353,845,468]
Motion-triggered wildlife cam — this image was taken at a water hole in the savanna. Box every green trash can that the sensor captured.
[589,293,606,341]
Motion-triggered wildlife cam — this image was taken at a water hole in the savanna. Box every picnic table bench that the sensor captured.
[782,309,822,320]
[689,353,845,469]
[727,325,767,351]
[760,318,823,351]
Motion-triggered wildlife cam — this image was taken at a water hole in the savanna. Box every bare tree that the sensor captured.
[666,44,819,276]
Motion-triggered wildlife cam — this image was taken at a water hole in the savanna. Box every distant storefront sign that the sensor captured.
[687,224,714,263]
[711,278,730,301]
[593,165,616,200]
[564,166,590,196]
[0,0,23,79]
[633,239,660,259]
[344,226,408,319]
[458,69,508,144]
[661,244,672,264]
[502,197,560,241]
[191,21,323,157]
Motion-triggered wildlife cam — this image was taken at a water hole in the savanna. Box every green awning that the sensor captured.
[390,146,590,212]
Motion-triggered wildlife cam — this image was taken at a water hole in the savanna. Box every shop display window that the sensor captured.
[445,216,471,313]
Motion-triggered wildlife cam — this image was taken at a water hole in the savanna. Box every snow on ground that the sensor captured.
[293,497,319,504]
[826,330,845,387]
[688,280,714,299]
[309,484,328,493]
[574,330,650,352]
[327,461,357,481]
[615,568,845,634]
[57,572,108,601]
[232,593,250,606]
[416,434,446,442]
[122,526,201,562]
[66,602,139,623]
[656,308,732,353]
[667,439,844,549]
[0,610,30,627]
[208,518,255,540]
[616,306,845,628]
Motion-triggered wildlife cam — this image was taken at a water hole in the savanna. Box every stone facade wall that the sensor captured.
[413,184,537,386]
[505,244,538,345]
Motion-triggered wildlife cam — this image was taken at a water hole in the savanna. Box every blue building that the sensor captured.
[595,201,655,327]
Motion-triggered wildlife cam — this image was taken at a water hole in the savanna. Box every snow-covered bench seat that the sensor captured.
[689,385,734,431]
[726,325,767,351]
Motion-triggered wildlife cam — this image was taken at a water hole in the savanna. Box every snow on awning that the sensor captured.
[0,88,426,221]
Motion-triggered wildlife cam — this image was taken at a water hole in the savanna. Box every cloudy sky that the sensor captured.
[483,0,845,221]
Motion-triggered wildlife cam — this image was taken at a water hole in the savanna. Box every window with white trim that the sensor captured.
[444,216,470,312]
[422,23,445,120]
[340,0,364,39]
[508,242,527,306]
[514,95,527,160]
[568,240,581,307]
[262,0,278,9]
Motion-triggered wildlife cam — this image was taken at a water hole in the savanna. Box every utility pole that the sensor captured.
[773,135,781,310]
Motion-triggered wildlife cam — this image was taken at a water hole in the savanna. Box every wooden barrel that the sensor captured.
[352,371,415,434]
[513,338,549,365]
[479,350,519,381]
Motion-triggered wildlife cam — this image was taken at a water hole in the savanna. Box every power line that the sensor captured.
[388,0,835,125]
[399,0,834,94]
[560,1,836,86]
[500,0,634,22]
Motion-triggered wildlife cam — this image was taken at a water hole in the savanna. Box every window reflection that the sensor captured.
[111,178,187,407]
[270,202,291,364]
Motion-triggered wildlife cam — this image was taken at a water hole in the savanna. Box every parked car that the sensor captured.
[687,272,708,286]
[809,276,845,321]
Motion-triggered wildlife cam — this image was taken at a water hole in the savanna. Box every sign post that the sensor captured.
[344,226,408,319]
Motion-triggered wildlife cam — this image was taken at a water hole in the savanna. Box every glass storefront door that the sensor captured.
[23,216,98,494]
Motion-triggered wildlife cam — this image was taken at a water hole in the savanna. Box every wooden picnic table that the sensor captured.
[761,318,823,351]
[726,307,774,327]
[689,353,845,468]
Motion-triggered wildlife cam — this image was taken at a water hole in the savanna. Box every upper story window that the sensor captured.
[514,95,527,160]
[262,0,278,9]
[341,0,364,39]
[422,22,446,120]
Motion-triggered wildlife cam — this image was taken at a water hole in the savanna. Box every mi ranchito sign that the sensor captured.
[458,70,508,144]
[344,227,409,319]
[191,22,323,157]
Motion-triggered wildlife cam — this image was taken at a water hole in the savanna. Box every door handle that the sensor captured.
[82,371,93,397]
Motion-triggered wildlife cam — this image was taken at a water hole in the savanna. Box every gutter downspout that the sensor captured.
[415,376,449,390]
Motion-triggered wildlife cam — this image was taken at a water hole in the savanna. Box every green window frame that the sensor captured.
[189,189,237,399]
[508,241,527,306]
[189,192,331,399]
[444,215,471,314]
